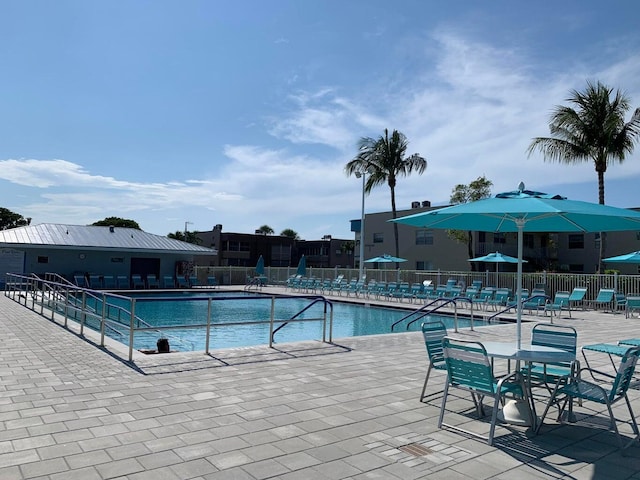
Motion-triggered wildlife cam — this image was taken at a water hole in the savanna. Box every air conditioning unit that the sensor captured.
[411,201,420,208]
[422,200,431,207]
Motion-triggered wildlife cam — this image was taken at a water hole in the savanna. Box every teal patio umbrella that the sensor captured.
[603,251,640,263]
[393,182,640,349]
[469,252,527,286]
[255,255,265,275]
[296,255,307,276]
[364,254,407,264]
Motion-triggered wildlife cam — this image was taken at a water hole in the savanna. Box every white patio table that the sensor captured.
[481,341,577,430]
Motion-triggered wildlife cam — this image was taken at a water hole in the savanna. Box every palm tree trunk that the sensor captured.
[597,169,606,272]
[390,186,400,268]
[467,231,475,271]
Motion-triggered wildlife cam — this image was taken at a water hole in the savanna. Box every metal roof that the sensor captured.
[0,224,216,254]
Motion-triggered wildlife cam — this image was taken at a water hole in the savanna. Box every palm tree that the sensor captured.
[257,225,274,235]
[280,228,300,240]
[527,80,640,270]
[345,129,427,264]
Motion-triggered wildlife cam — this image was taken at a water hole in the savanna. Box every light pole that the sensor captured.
[355,170,366,281]
[184,221,193,239]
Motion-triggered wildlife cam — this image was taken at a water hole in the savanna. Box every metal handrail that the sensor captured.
[271,296,333,342]
[485,294,550,323]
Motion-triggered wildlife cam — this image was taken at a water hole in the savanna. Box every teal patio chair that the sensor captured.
[207,276,218,288]
[102,275,116,289]
[524,323,577,390]
[614,293,627,313]
[568,286,587,310]
[419,321,448,402]
[116,275,129,289]
[438,337,527,446]
[586,288,615,311]
[147,274,160,288]
[544,291,571,317]
[131,274,145,289]
[536,345,640,452]
[487,288,510,311]
[523,288,547,315]
[163,275,175,288]
[73,275,87,287]
[625,295,640,317]
[89,274,102,289]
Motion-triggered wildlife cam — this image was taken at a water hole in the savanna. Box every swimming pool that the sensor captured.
[97,291,491,352]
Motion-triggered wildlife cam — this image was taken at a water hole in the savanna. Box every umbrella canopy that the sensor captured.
[393,183,640,349]
[469,252,523,264]
[255,255,265,275]
[603,251,640,263]
[296,255,307,276]
[364,254,407,263]
[469,252,527,286]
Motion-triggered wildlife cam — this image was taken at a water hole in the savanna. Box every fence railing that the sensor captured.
[194,266,640,300]
[3,273,334,361]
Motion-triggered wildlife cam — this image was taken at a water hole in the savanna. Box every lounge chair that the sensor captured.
[116,275,129,289]
[626,295,640,318]
[177,276,190,288]
[89,275,102,289]
[392,282,411,301]
[475,287,495,310]
[73,274,87,288]
[163,275,175,289]
[586,288,615,311]
[568,286,587,310]
[537,345,640,452]
[102,275,116,289]
[207,276,218,288]
[189,275,199,287]
[420,321,447,402]
[438,337,527,446]
[523,288,548,315]
[147,274,160,288]
[544,291,571,318]
[131,274,145,289]
[614,293,627,313]
[487,288,510,311]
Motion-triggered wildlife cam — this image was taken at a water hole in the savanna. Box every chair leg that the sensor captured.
[488,394,500,446]
[420,364,434,402]
[437,381,450,428]
[535,382,564,434]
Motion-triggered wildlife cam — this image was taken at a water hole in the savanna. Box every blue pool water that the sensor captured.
[100,292,491,351]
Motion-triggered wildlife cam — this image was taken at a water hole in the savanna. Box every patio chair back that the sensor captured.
[610,346,640,401]
[531,323,577,355]
[442,337,494,394]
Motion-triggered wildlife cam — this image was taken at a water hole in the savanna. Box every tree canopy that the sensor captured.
[91,217,141,230]
[0,208,31,230]
[280,228,300,240]
[167,230,201,244]
[257,225,274,235]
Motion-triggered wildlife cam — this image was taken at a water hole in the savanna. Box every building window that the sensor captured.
[415,230,434,245]
[416,261,432,270]
[373,232,384,243]
[478,231,486,243]
[226,241,251,252]
[594,232,600,248]
[569,264,584,272]
[37,256,48,264]
[493,233,506,244]
[523,234,534,249]
[568,234,584,249]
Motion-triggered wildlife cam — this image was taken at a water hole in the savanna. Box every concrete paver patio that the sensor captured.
[1,287,640,479]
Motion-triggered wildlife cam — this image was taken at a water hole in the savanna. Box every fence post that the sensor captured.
[128,299,136,362]
[268,296,275,348]
[205,298,212,354]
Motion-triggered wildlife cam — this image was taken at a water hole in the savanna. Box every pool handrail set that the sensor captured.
[3,273,334,362]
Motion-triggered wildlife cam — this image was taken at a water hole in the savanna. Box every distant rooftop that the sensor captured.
[0,223,216,254]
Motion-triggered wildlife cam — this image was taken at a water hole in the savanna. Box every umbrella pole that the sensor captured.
[516,221,524,350]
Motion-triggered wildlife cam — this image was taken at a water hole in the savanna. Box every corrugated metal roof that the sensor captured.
[0,224,216,254]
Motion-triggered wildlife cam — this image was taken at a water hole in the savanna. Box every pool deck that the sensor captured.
[1,287,640,479]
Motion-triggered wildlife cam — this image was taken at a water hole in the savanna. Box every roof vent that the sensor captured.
[411,201,420,208]
[422,200,431,207]
[109,225,115,233]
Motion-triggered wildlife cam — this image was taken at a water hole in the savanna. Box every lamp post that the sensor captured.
[355,170,366,281]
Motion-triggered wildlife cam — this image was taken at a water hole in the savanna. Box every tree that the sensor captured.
[527,80,640,270]
[448,176,493,269]
[257,225,274,235]
[345,129,427,265]
[167,230,201,244]
[92,217,141,230]
[280,228,300,240]
[0,208,31,230]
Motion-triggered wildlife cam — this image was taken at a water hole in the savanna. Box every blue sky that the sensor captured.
[2,1,640,240]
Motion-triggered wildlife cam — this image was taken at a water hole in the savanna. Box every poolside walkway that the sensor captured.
[1,288,640,479]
